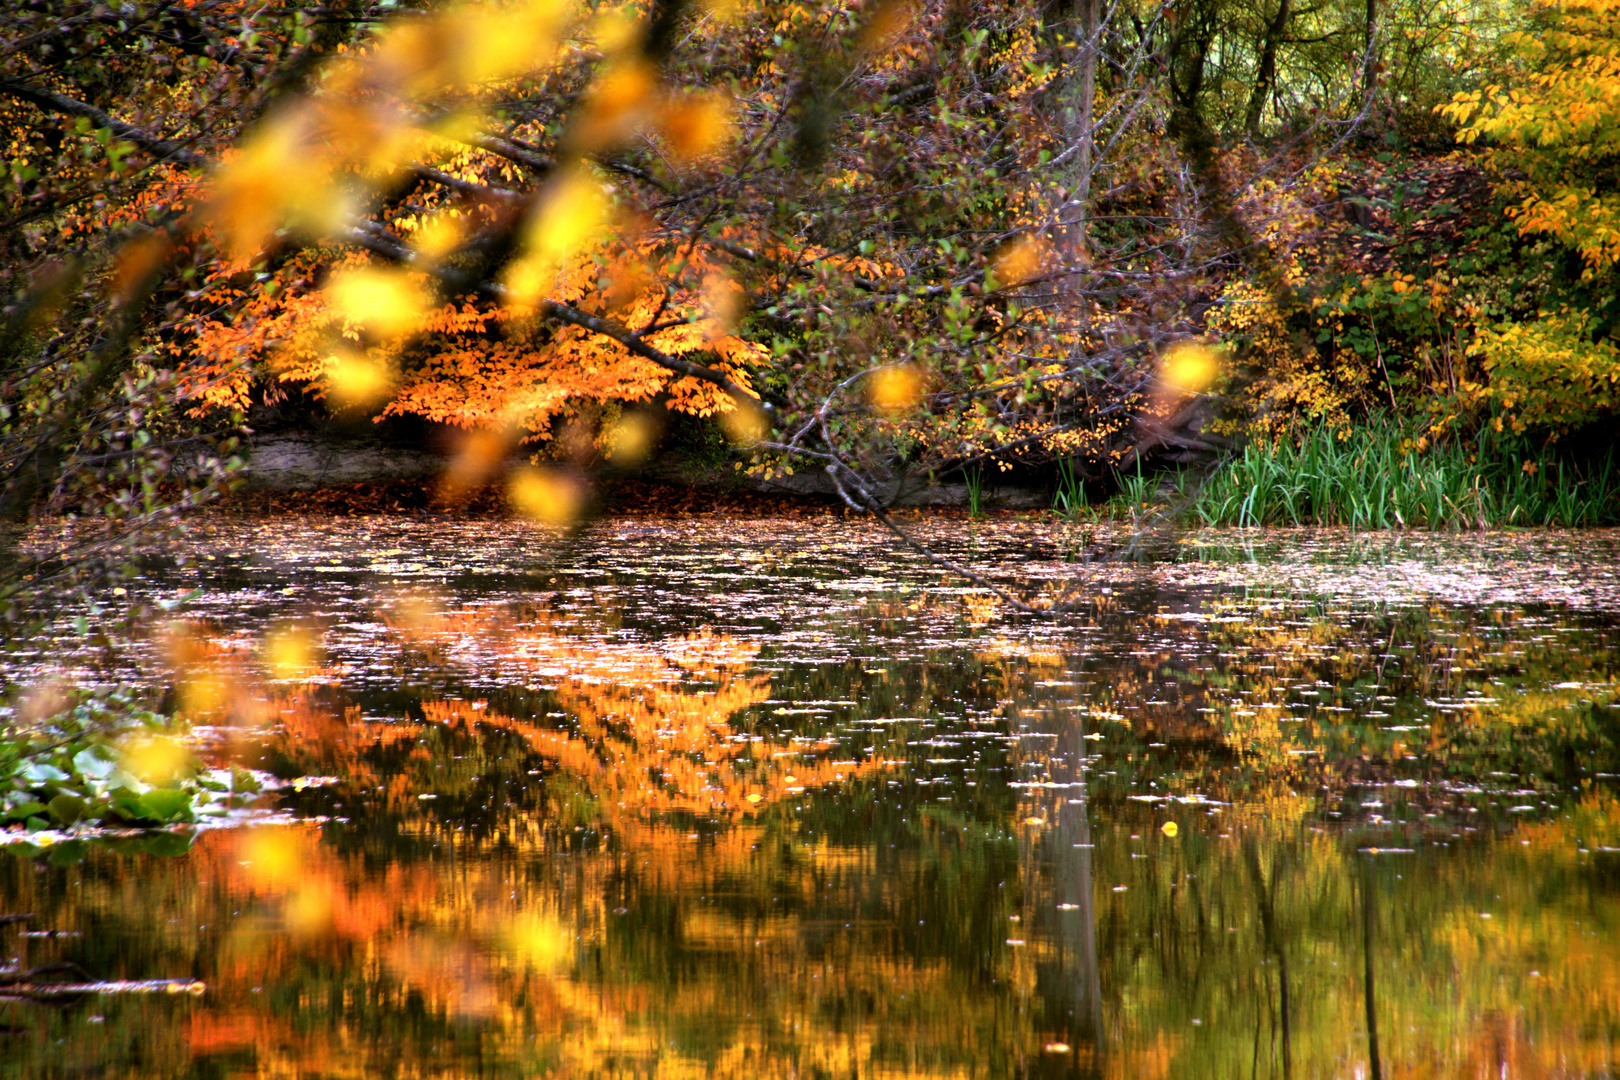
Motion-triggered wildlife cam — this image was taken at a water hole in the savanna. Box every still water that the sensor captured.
[4,516,1620,1079]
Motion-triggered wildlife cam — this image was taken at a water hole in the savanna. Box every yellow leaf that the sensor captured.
[660,95,734,162]
[1160,343,1219,394]
[507,465,586,528]
[718,398,768,445]
[573,59,657,151]
[587,5,642,55]
[858,0,914,54]
[439,427,513,501]
[604,411,660,465]
[121,735,191,786]
[263,624,319,680]
[1160,821,1179,837]
[506,171,611,307]
[990,236,1050,288]
[324,348,397,411]
[234,829,305,890]
[209,113,339,257]
[412,212,467,261]
[868,364,924,414]
[503,913,575,972]
[456,0,563,83]
[325,267,430,339]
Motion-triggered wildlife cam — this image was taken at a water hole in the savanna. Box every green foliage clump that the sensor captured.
[0,690,260,833]
[1192,417,1620,528]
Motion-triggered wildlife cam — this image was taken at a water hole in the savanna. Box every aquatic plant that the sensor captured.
[1191,419,1620,528]
[0,689,259,834]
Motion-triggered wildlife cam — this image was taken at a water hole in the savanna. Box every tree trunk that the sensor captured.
[1244,0,1291,136]
[1059,0,1101,261]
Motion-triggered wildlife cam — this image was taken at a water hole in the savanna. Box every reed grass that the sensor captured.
[1189,419,1620,528]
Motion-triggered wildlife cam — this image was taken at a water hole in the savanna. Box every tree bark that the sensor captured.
[1243,0,1292,136]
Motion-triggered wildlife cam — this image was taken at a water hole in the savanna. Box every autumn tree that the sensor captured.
[0,0,1402,616]
[1439,0,1620,435]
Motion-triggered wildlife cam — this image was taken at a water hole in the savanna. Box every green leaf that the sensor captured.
[72,747,117,781]
[136,788,194,823]
[46,793,86,824]
[18,761,71,785]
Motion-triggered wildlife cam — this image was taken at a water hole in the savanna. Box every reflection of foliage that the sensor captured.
[386,604,892,837]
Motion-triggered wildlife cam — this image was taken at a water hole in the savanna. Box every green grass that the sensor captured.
[1052,458,1085,518]
[1189,419,1620,528]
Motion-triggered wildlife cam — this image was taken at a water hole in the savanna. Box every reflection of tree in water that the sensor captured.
[177,606,1029,1079]
[385,602,895,836]
[1016,718,1105,1080]
[9,597,1620,1078]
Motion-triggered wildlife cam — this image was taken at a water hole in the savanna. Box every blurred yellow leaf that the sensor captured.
[325,267,431,339]
[456,0,563,83]
[718,399,768,446]
[990,236,1050,288]
[660,95,734,162]
[1160,820,1179,837]
[1160,343,1219,394]
[604,411,660,465]
[573,59,656,151]
[700,272,743,338]
[177,671,228,717]
[858,0,914,54]
[263,624,319,680]
[506,171,612,307]
[868,364,924,414]
[411,212,467,261]
[587,5,642,55]
[504,913,575,972]
[324,349,397,411]
[122,735,191,786]
[210,117,321,257]
[439,427,512,502]
[284,882,334,936]
[111,233,170,306]
[235,829,306,890]
[508,465,586,528]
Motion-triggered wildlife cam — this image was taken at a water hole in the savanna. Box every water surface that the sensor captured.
[4,517,1619,1078]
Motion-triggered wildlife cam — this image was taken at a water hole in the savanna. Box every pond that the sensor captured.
[4,515,1620,1079]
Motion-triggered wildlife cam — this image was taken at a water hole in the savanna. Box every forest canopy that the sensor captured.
[1,0,1618,590]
